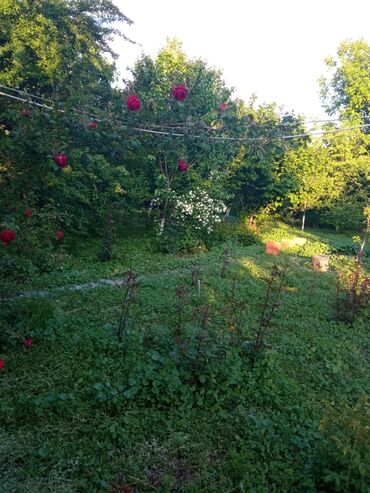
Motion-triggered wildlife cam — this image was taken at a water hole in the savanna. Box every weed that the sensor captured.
[174,286,187,344]
[336,257,370,323]
[117,270,138,342]
[250,262,287,365]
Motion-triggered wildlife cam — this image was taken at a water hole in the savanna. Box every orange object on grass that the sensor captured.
[265,240,281,256]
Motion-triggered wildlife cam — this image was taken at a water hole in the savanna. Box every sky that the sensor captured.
[112,0,369,119]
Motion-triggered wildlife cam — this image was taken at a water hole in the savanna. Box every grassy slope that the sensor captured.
[0,223,369,492]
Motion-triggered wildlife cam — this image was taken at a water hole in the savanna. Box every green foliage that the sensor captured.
[126,40,309,247]
[316,396,370,492]
[212,216,259,247]
[335,257,370,323]
[227,107,306,215]
[322,199,366,232]
[320,39,370,121]
[0,0,133,274]
[0,0,131,99]
[0,105,130,275]
[1,17,370,491]
[283,142,345,213]
[126,39,237,248]
[1,224,369,492]
[0,297,54,351]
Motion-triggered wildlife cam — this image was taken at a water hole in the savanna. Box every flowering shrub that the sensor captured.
[0,202,72,281]
[150,187,226,252]
[173,188,226,234]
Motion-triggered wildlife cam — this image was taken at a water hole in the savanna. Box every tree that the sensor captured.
[320,40,370,125]
[123,39,237,249]
[282,143,346,230]
[319,130,370,231]
[126,41,309,242]
[227,97,307,217]
[0,0,132,103]
[0,0,133,271]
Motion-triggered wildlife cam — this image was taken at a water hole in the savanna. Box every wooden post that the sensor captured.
[312,254,330,272]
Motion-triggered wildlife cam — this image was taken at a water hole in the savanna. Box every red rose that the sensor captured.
[1,228,16,246]
[0,359,5,369]
[54,153,68,168]
[172,84,188,101]
[24,338,33,350]
[178,160,189,172]
[56,229,64,240]
[219,103,228,111]
[24,208,32,217]
[88,120,97,129]
[126,95,141,112]
[22,108,31,117]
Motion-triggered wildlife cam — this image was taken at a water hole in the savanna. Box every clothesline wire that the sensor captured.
[0,83,365,128]
[1,88,369,143]
[0,84,53,104]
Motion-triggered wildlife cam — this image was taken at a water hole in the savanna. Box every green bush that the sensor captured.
[321,201,366,232]
[0,298,55,351]
[212,217,259,247]
[156,222,207,254]
[315,396,370,492]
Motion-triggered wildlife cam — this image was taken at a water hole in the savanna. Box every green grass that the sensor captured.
[0,223,369,492]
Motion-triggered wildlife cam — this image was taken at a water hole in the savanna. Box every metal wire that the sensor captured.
[1,87,369,143]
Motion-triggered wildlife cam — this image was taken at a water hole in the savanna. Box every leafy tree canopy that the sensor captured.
[0,0,132,102]
[320,39,370,123]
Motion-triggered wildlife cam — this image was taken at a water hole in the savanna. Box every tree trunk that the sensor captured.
[158,155,171,235]
[301,204,307,231]
[358,219,369,259]
[159,195,168,234]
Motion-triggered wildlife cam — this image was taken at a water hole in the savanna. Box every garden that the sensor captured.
[0,1,369,492]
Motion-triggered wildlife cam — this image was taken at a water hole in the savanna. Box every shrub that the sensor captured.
[321,200,366,232]
[213,217,259,247]
[153,188,227,253]
[0,298,54,351]
[315,396,370,493]
[335,258,370,323]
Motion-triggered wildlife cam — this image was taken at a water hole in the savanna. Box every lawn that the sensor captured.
[0,223,369,493]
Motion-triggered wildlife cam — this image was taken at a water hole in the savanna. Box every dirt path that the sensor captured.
[2,267,192,301]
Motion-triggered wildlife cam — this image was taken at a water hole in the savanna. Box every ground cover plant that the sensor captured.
[1,222,369,492]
